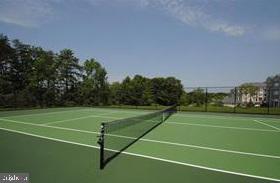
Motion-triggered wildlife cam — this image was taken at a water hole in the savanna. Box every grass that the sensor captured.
[0,107,280,182]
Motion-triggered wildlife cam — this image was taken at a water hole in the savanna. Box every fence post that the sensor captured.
[234,87,237,113]
[267,88,270,114]
[205,88,208,112]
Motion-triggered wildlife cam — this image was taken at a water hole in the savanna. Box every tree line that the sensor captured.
[0,34,183,108]
[2,34,278,109]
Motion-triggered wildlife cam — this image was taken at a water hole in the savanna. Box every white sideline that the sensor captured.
[1,118,280,159]
[0,127,279,182]
[1,108,93,118]
[254,120,280,131]
[102,109,280,122]
[39,112,280,133]
[165,121,280,133]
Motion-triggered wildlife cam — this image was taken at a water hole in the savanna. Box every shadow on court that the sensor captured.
[0,130,276,183]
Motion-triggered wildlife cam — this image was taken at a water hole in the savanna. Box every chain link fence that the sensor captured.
[180,87,280,115]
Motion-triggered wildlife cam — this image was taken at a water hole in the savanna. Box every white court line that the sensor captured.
[43,111,117,125]
[98,109,280,125]
[176,113,255,121]
[254,120,280,131]
[40,112,280,133]
[176,112,280,122]
[165,121,280,133]
[0,126,279,182]
[0,108,93,118]
[1,118,280,160]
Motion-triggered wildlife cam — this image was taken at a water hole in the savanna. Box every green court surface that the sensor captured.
[0,107,280,183]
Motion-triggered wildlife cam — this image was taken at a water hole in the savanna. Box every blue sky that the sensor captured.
[0,0,280,87]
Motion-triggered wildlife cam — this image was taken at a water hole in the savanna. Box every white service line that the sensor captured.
[40,112,280,133]
[253,120,280,131]
[1,118,280,160]
[43,111,118,125]
[0,118,98,134]
[0,126,279,182]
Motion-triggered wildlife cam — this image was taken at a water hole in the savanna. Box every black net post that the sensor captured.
[205,88,208,112]
[234,87,237,113]
[97,123,105,169]
[98,105,177,169]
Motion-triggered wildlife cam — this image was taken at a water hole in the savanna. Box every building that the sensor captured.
[237,82,266,106]
[266,74,280,107]
[222,75,280,108]
[221,83,266,107]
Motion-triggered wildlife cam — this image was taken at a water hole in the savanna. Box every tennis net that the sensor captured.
[97,105,177,169]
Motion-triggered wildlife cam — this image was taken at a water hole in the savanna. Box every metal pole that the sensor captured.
[205,88,208,112]
[267,88,270,114]
[234,87,237,113]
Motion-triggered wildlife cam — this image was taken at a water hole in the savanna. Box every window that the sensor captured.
[274,82,279,87]
[274,91,279,95]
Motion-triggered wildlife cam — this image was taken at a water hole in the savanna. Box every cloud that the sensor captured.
[0,0,247,36]
[0,0,54,27]
[142,0,246,37]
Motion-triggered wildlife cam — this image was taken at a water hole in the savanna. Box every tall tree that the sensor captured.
[81,58,109,105]
[187,88,205,106]
[129,75,153,105]
[110,82,122,105]
[10,39,34,106]
[28,47,57,106]
[0,34,15,106]
[151,77,183,105]
[56,49,82,104]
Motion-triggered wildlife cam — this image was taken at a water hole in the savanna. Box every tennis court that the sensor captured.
[0,107,280,183]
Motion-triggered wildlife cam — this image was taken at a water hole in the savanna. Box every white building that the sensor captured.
[237,82,266,106]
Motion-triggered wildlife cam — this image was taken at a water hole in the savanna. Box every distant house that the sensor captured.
[222,76,280,108]
[237,82,266,106]
[222,82,267,107]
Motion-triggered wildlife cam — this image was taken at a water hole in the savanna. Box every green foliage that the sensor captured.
[109,76,183,106]
[0,34,183,108]
[81,58,109,105]
[151,77,183,105]
[187,88,205,107]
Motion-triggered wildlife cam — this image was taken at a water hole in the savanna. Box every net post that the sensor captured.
[98,123,105,169]
[162,112,165,122]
